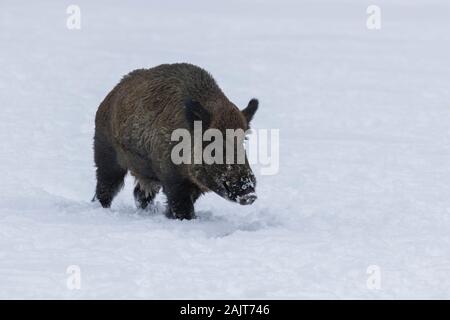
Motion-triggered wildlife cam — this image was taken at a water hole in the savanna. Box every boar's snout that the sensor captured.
[237,192,257,205]
[222,170,257,205]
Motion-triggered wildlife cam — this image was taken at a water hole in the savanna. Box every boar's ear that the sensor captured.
[242,98,259,124]
[184,99,211,130]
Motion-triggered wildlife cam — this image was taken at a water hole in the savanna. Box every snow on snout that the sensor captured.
[240,176,255,191]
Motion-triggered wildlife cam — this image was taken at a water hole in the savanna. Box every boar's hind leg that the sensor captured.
[94,134,127,208]
[164,180,200,220]
[134,179,161,209]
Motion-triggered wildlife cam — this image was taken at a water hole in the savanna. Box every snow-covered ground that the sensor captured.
[1,0,450,299]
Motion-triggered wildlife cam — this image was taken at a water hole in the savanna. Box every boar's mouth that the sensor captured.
[222,181,232,196]
[211,180,232,201]
[220,181,257,205]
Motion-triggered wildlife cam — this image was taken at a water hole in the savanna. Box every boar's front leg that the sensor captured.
[163,180,200,220]
[133,178,161,210]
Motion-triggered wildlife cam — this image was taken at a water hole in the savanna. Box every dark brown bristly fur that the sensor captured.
[93,63,259,219]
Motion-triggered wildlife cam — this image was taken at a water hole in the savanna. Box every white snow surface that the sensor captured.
[1,0,450,299]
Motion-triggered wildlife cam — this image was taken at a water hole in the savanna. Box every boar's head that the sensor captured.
[184,98,259,205]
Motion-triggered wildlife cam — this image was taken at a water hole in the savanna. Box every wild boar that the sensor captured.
[93,63,258,219]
